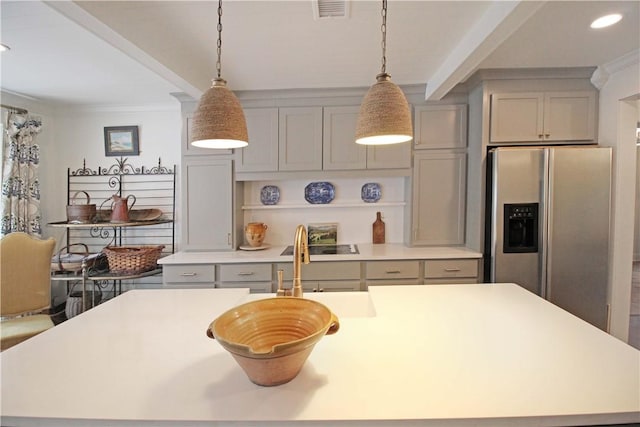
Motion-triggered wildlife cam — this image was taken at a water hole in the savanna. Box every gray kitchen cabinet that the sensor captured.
[275,261,362,292]
[217,263,273,293]
[162,264,215,289]
[235,108,279,172]
[322,106,367,170]
[364,260,421,286]
[182,109,233,157]
[323,105,411,170]
[414,104,467,150]
[489,91,596,143]
[366,143,412,169]
[182,158,235,251]
[278,107,323,171]
[424,259,479,284]
[409,102,468,246]
[410,151,467,246]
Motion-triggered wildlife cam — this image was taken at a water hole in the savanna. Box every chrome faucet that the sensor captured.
[277,224,310,297]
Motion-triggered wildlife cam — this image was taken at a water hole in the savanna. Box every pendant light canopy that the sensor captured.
[355,0,412,146]
[191,0,248,149]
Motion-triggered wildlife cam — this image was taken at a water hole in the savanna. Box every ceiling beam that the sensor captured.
[43,0,202,100]
[424,1,546,101]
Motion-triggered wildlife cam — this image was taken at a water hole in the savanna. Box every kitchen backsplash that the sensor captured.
[242,178,406,246]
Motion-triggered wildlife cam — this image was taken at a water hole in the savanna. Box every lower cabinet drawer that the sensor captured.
[218,263,272,282]
[365,261,420,280]
[366,279,421,287]
[163,264,215,284]
[424,278,478,285]
[217,281,272,293]
[424,259,479,279]
[275,261,360,281]
[302,280,362,292]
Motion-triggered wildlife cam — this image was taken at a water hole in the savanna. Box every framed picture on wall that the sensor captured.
[104,126,139,157]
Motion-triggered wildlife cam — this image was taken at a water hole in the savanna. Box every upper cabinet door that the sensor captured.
[489,91,596,143]
[322,106,367,170]
[543,91,596,141]
[278,107,323,171]
[235,108,279,172]
[414,104,468,150]
[366,143,411,169]
[490,93,544,143]
[183,114,233,157]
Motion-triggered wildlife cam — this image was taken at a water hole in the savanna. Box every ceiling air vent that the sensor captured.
[312,0,349,20]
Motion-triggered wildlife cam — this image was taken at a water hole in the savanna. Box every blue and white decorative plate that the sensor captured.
[361,182,382,203]
[260,185,280,205]
[304,182,335,204]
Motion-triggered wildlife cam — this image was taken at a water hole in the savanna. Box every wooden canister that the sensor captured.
[373,212,385,244]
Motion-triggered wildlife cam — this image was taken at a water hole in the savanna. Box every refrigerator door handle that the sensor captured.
[540,149,551,300]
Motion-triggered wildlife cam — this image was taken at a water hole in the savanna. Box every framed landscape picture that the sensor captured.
[104,126,139,157]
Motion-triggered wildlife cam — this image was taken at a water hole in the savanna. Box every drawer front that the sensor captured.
[217,281,273,293]
[218,263,272,282]
[366,279,421,287]
[301,280,362,292]
[163,264,215,283]
[365,261,420,280]
[275,261,360,281]
[424,259,478,279]
[425,278,478,285]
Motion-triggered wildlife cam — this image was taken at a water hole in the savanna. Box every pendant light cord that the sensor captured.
[380,0,387,75]
[216,0,223,79]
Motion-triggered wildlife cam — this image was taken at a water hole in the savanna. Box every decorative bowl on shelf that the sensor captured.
[260,185,280,205]
[361,182,382,203]
[304,181,335,204]
[206,297,340,386]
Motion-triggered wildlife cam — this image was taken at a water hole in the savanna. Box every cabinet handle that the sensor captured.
[180,272,197,277]
[544,133,550,138]
[386,270,401,274]
[444,268,461,272]
[237,272,255,276]
[227,233,231,245]
[538,134,544,139]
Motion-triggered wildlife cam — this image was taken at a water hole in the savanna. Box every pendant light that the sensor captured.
[355,0,412,145]
[191,0,248,149]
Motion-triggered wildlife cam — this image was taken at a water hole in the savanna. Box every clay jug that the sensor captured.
[245,222,268,247]
[109,194,137,223]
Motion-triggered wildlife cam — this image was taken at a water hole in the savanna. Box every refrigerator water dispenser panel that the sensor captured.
[503,203,538,253]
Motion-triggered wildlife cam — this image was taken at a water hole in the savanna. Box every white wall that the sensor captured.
[597,52,640,341]
[48,105,182,246]
[636,141,640,261]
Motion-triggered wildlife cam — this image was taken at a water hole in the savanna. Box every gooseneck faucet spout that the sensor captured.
[292,224,310,298]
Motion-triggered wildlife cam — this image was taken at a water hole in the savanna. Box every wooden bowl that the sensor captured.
[206,297,339,386]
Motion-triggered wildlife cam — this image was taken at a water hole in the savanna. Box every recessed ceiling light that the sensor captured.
[0,44,10,52]
[590,13,623,29]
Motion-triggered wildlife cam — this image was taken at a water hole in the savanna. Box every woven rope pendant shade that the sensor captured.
[355,73,413,145]
[191,78,248,149]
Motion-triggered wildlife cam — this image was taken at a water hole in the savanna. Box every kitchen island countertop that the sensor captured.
[1,284,638,426]
[159,243,482,264]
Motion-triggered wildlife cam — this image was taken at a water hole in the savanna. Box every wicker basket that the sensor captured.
[102,245,164,274]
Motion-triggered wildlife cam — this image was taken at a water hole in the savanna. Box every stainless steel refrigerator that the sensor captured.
[484,146,612,331]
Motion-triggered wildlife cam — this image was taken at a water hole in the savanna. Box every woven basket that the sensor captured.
[102,245,164,274]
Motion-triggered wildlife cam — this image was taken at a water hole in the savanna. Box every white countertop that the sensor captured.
[158,243,482,264]
[1,284,638,426]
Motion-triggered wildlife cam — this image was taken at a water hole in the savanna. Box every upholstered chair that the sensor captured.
[1,232,56,351]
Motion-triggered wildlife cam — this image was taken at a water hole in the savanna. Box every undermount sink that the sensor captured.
[240,291,376,318]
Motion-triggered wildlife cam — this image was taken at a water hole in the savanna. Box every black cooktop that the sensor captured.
[280,244,359,256]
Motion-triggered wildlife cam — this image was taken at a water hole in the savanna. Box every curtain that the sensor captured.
[1,112,43,237]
